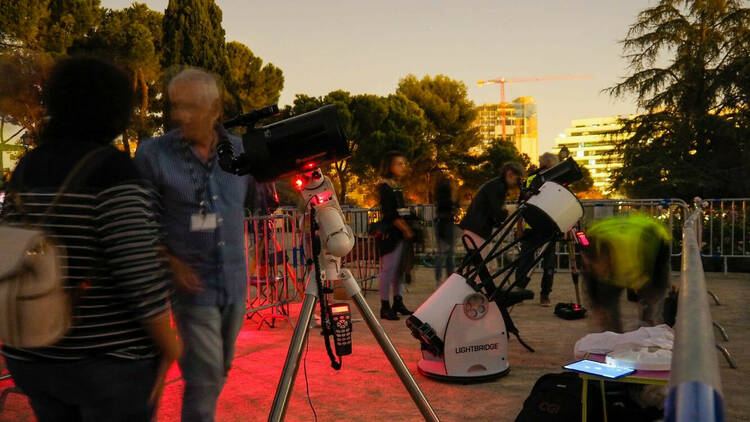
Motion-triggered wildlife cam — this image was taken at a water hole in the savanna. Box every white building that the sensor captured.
[553,116,632,194]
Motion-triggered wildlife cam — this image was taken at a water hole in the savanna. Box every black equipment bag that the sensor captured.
[515,372,660,422]
[516,372,597,422]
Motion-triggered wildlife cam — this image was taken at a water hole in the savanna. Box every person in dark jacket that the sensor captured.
[432,169,456,285]
[459,162,525,269]
[376,151,414,320]
[1,57,181,422]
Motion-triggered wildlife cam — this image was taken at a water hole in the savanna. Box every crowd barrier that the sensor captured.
[242,197,747,322]
[701,198,749,272]
[665,200,724,421]
[244,214,301,329]
[244,208,382,326]
[387,198,748,272]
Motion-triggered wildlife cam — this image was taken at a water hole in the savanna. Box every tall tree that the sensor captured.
[396,74,480,192]
[225,41,284,117]
[74,3,164,152]
[607,0,750,199]
[162,0,229,78]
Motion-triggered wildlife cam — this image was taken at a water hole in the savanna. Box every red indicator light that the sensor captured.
[573,304,580,310]
[305,162,316,169]
[294,178,304,190]
[576,231,589,246]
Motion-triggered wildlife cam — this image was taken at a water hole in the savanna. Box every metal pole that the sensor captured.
[268,287,318,422]
[666,198,724,422]
[341,270,440,422]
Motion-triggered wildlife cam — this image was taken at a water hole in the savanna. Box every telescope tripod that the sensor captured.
[268,267,439,422]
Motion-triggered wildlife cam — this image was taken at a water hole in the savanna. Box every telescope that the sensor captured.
[218,104,350,182]
[407,158,584,382]
[219,105,439,420]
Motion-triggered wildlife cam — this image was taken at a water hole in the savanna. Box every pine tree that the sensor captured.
[162,0,229,78]
[607,0,750,199]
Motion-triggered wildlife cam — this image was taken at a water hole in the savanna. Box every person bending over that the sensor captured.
[459,162,525,271]
[580,215,671,333]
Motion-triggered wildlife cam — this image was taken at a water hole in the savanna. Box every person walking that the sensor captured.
[376,151,414,320]
[135,68,251,422]
[1,57,180,422]
[432,170,456,285]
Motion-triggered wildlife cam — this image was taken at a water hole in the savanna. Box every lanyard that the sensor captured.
[180,134,218,215]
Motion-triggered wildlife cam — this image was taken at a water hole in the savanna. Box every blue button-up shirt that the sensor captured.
[135,128,249,306]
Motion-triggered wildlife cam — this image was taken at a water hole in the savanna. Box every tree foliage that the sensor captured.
[396,74,481,180]
[162,0,228,77]
[0,0,283,154]
[456,139,529,197]
[161,1,283,128]
[0,52,53,141]
[276,91,428,204]
[607,0,750,199]
[225,41,284,116]
[73,3,164,152]
[569,164,595,194]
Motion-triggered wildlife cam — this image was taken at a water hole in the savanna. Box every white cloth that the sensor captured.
[574,325,674,370]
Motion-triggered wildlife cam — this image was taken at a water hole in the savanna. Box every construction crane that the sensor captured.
[476,74,594,140]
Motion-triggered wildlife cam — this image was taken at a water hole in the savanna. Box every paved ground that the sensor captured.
[1,269,748,421]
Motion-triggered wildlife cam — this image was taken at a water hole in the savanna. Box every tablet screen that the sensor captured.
[564,359,636,379]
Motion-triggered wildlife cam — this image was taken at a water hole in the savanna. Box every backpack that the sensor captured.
[515,372,659,422]
[516,372,599,422]
[0,147,110,348]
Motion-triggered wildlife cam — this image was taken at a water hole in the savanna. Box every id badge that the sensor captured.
[190,213,218,232]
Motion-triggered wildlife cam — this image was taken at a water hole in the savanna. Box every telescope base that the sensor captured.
[417,355,510,383]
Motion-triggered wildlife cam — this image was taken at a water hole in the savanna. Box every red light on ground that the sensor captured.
[576,231,589,246]
[331,305,349,314]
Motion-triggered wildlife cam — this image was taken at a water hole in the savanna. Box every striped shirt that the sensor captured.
[1,142,171,361]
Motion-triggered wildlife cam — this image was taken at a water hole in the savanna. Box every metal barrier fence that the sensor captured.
[702,198,749,272]
[407,199,691,269]
[244,214,302,329]
[244,208,382,323]
[245,197,747,316]
[665,200,724,422]
[395,199,749,271]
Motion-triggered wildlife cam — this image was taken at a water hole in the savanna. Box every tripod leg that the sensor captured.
[341,270,440,422]
[268,287,318,422]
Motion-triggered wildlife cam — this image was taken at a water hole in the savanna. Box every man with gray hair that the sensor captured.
[135,68,250,421]
[514,152,560,306]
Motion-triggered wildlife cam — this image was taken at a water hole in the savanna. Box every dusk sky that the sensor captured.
[102,0,652,153]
